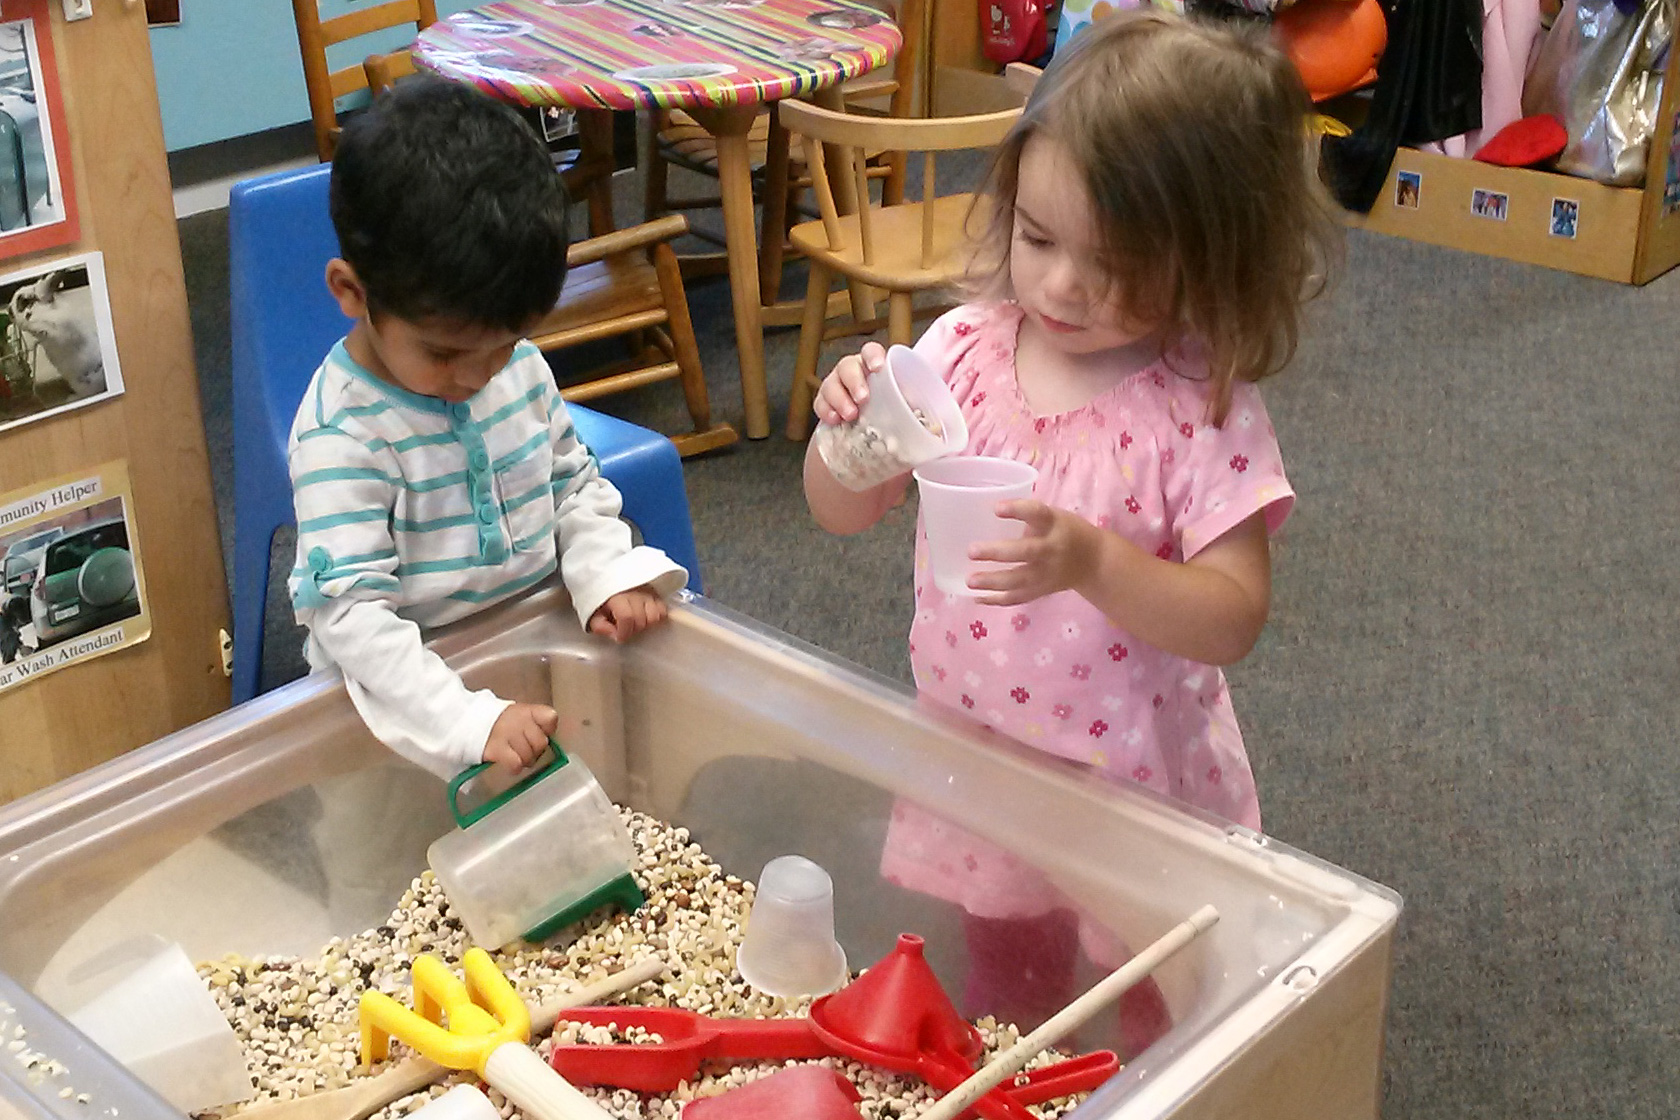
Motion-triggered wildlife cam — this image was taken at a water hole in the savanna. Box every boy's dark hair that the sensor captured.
[330,76,568,333]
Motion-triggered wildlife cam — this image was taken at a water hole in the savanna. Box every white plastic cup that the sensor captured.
[914,457,1039,596]
[63,937,254,1113]
[410,1085,502,1120]
[813,345,968,491]
[736,855,848,998]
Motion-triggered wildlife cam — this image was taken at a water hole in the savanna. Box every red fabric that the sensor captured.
[1473,114,1569,166]
[981,0,1047,65]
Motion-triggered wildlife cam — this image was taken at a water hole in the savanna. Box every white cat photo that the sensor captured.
[0,251,123,436]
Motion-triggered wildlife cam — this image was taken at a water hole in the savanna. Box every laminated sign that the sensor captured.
[0,460,149,692]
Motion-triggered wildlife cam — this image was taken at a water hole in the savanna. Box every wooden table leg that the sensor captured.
[686,104,770,439]
[576,109,617,237]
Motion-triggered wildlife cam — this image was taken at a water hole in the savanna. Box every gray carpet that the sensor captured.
[179,172,1680,1119]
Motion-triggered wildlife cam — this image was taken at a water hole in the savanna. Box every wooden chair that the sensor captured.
[778,99,1021,439]
[360,57,738,458]
[363,51,616,238]
[291,0,437,161]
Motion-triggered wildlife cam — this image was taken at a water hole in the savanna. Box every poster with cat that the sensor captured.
[0,251,123,436]
[0,460,150,692]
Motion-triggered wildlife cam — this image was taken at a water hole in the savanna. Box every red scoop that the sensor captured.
[548,1007,835,1092]
[681,1066,862,1120]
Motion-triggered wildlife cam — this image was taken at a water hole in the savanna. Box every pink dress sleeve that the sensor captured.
[1162,381,1295,561]
[912,303,1002,403]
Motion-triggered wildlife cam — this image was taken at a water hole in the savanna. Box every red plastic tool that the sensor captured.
[681,1066,863,1120]
[547,1007,835,1091]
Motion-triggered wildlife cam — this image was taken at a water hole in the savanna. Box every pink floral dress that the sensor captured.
[881,302,1294,924]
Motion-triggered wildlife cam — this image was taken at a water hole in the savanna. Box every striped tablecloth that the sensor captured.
[413,0,901,111]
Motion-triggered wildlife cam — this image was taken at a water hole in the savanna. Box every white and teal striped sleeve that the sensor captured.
[289,428,506,778]
[547,393,687,626]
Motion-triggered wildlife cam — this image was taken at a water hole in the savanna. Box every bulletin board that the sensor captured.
[0,0,229,801]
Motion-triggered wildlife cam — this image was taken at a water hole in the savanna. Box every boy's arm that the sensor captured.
[545,391,686,627]
[290,428,507,778]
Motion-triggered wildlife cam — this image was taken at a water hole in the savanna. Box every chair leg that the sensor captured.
[578,109,616,237]
[653,242,712,432]
[642,110,669,222]
[888,290,914,347]
[787,261,834,441]
[758,106,792,307]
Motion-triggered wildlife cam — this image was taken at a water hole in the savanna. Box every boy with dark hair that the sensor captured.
[288,77,685,779]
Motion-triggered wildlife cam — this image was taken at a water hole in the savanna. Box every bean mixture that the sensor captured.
[198,809,1092,1120]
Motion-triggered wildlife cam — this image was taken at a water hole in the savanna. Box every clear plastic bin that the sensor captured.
[0,589,1399,1119]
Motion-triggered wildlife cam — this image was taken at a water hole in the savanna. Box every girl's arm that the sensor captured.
[969,506,1272,667]
[802,342,914,534]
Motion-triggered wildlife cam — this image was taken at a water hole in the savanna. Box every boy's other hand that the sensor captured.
[588,587,669,643]
[814,342,886,427]
[482,702,559,773]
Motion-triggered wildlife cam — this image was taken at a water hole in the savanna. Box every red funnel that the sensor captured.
[682,1066,863,1120]
[808,933,981,1067]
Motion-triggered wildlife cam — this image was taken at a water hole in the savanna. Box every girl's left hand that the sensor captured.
[966,500,1103,606]
[588,587,669,642]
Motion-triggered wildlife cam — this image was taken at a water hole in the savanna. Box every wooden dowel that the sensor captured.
[914,907,1220,1120]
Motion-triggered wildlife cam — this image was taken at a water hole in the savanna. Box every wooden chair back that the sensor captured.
[292,0,438,160]
[777,99,1020,271]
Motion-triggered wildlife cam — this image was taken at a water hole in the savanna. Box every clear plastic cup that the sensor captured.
[813,345,968,491]
[914,457,1039,596]
[62,936,254,1112]
[736,855,848,998]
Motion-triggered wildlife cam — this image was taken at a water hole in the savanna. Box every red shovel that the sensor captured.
[547,1006,836,1091]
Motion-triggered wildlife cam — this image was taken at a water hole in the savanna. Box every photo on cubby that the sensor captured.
[0,2,78,259]
[1394,170,1421,209]
[1471,188,1509,221]
[0,461,150,690]
[0,251,124,436]
[1550,198,1580,240]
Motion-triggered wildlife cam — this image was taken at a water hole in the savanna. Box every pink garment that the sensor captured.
[881,303,1293,922]
[1423,0,1543,157]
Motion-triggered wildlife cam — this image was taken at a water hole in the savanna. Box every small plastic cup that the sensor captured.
[914,456,1039,596]
[736,855,848,998]
[813,345,968,491]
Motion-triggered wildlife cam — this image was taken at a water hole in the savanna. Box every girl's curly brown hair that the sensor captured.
[966,9,1340,424]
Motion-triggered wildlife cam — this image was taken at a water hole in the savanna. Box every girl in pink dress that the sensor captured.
[803,11,1339,1058]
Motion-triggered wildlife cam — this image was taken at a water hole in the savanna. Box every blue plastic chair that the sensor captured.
[229,163,701,704]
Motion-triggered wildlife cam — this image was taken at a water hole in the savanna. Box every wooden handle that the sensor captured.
[484,1043,616,1120]
[914,907,1220,1120]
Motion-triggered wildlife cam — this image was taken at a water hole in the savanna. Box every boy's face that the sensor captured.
[326,259,538,403]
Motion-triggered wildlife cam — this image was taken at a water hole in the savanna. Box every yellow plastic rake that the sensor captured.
[359,948,613,1120]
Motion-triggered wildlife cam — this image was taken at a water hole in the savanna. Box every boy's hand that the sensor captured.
[966,500,1106,606]
[814,342,886,427]
[588,587,669,643]
[482,701,559,773]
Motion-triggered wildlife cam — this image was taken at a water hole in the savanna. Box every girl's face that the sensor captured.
[1009,135,1153,355]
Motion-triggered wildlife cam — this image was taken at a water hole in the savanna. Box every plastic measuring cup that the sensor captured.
[813,345,968,491]
[913,457,1039,596]
[62,936,253,1113]
[427,743,643,948]
[736,855,849,998]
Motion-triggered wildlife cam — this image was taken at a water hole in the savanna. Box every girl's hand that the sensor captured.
[814,342,887,426]
[588,587,669,642]
[482,701,558,774]
[966,500,1105,606]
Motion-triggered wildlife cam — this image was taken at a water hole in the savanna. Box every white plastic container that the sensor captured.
[427,747,643,948]
[736,855,848,997]
[60,936,252,1113]
[813,345,968,491]
[914,456,1039,596]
